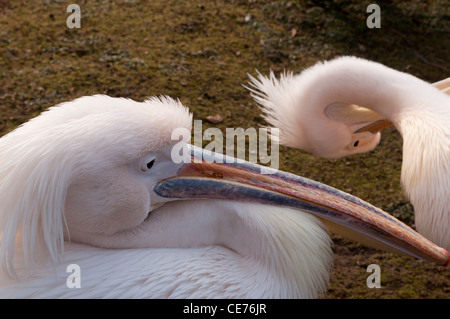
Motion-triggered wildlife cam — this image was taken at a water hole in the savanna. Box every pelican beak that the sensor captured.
[324,103,393,134]
[354,119,393,134]
[432,77,450,95]
[154,145,449,268]
[332,78,449,135]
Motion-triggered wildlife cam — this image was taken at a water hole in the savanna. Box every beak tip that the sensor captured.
[442,249,450,269]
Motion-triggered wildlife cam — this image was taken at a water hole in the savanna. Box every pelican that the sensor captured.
[0,94,447,298]
[247,56,450,251]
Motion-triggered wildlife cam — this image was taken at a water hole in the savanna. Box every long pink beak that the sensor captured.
[155,145,449,268]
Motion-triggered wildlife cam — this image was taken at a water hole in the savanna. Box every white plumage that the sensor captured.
[2,200,332,298]
[0,93,447,299]
[0,95,332,298]
[248,56,450,250]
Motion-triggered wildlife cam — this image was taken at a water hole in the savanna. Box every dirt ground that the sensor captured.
[0,0,449,298]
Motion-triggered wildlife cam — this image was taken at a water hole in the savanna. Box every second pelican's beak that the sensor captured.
[351,78,449,134]
[154,145,449,267]
[354,119,393,134]
[324,103,393,134]
[433,77,450,95]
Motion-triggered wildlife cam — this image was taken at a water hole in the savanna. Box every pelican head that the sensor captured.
[247,57,449,160]
[246,66,394,159]
[0,95,194,270]
[0,94,447,298]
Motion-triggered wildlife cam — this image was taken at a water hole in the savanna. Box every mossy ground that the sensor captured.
[0,0,449,298]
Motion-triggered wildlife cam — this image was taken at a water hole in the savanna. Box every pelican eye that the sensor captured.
[146,159,155,170]
[140,155,156,172]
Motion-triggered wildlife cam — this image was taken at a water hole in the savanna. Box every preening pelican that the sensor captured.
[0,95,447,298]
[247,56,450,250]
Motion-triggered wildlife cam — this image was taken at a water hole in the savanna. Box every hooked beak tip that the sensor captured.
[442,249,450,269]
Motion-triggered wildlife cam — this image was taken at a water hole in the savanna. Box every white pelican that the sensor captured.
[247,56,450,251]
[0,94,447,298]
